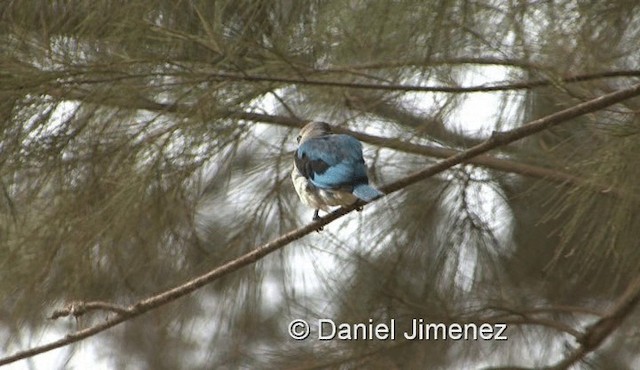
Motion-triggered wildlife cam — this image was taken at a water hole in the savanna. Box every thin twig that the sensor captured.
[487,316,581,339]
[325,56,544,71]
[287,341,411,370]
[2,82,640,367]
[47,86,626,196]
[515,305,604,318]
[34,65,640,94]
[486,304,604,319]
[203,70,640,93]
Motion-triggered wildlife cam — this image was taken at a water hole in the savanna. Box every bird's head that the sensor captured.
[297,121,332,144]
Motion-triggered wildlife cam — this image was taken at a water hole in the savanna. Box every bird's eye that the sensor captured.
[296,135,302,143]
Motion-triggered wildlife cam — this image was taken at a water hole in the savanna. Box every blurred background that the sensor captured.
[1,1,640,369]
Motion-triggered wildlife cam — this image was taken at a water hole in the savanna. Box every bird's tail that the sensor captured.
[353,183,384,202]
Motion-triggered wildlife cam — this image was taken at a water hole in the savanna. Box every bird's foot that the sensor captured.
[355,205,363,212]
[312,210,323,232]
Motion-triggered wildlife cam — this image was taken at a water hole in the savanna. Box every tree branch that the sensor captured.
[325,56,544,71]
[234,112,622,197]
[488,305,604,319]
[382,82,640,194]
[545,274,640,370]
[343,92,486,147]
[2,82,639,367]
[44,67,640,93]
[203,70,640,93]
[49,301,130,319]
[47,86,624,196]
[484,274,640,370]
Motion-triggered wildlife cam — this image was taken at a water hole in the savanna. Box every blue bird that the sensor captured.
[291,122,383,221]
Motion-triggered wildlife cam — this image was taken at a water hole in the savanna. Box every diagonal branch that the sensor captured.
[2,82,640,367]
[233,112,621,197]
[380,82,640,194]
[482,274,640,370]
[546,274,640,370]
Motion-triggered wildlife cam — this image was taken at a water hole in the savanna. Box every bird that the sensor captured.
[291,121,383,222]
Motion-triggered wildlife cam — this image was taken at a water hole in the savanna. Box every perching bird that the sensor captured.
[291,122,383,221]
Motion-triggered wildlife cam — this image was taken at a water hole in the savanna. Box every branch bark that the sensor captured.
[2,82,640,367]
[546,274,640,370]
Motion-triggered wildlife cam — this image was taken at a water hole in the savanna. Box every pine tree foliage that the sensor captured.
[1,1,640,368]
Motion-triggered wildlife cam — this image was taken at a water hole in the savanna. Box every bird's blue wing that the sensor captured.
[295,134,368,189]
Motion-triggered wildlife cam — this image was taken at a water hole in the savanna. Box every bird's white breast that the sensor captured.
[291,166,357,211]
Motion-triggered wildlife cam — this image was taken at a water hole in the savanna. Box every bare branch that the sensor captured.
[485,274,640,370]
[48,301,130,320]
[44,67,640,94]
[383,82,640,195]
[325,57,545,71]
[546,275,640,370]
[232,112,620,197]
[2,82,639,367]
[202,70,640,93]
